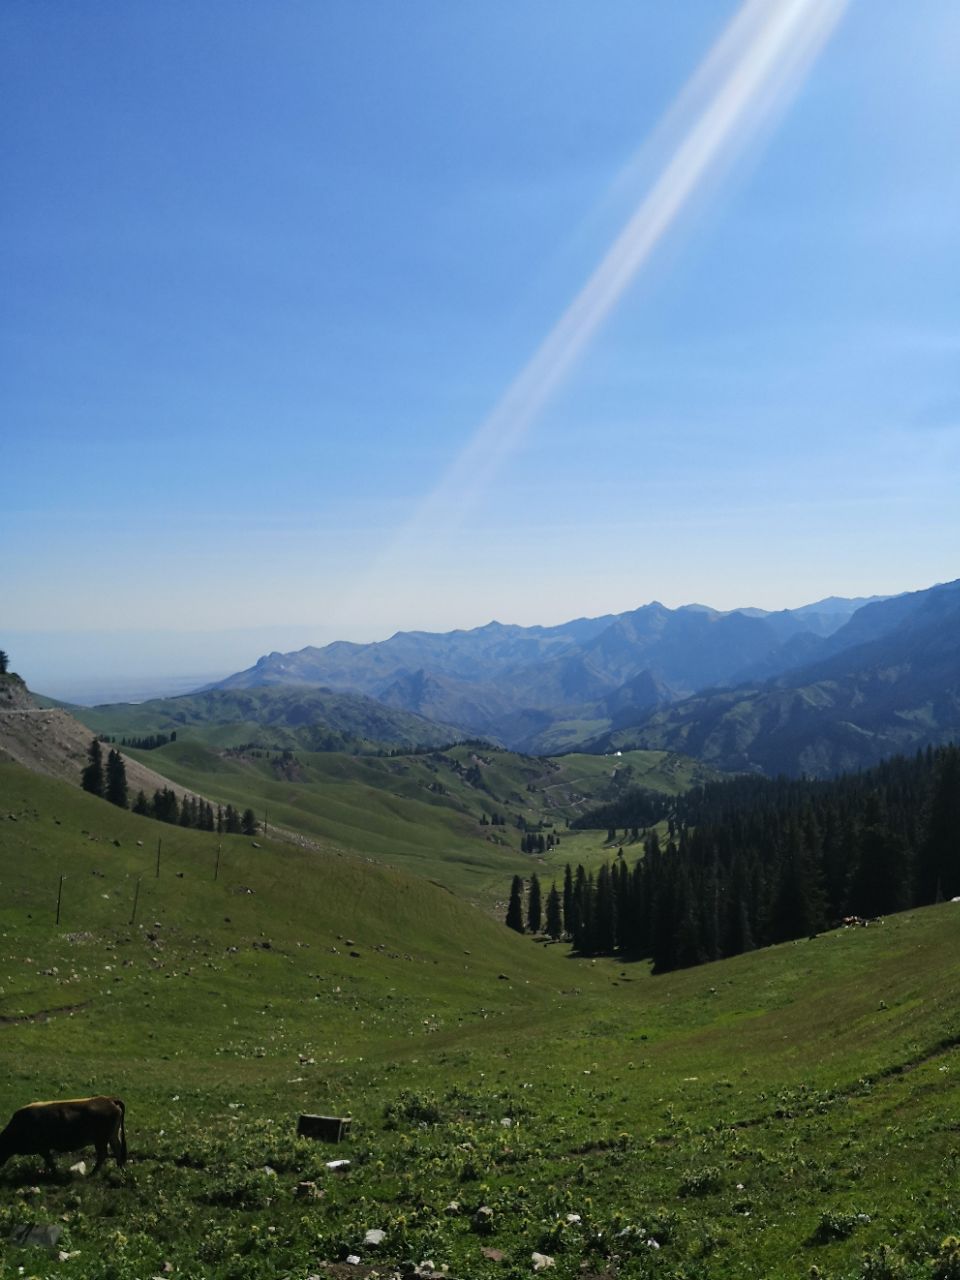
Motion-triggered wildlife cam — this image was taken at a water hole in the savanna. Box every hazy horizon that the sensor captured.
[2,576,921,703]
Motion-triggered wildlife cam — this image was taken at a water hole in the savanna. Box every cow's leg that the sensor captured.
[108,1130,123,1168]
[91,1141,108,1174]
[43,1150,57,1175]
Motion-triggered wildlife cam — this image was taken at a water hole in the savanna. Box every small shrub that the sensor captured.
[384,1090,445,1128]
[860,1242,908,1280]
[813,1209,861,1242]
[931,1236,960,1280]
[678,1165,722,1197]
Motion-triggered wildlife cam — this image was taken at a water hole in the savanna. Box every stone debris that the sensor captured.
[9,1222,63,1252]
[472,1205,494,1233]
[295,1180,322,1199]
[69,1160,87,1176]
[531,1253,555,1271]
[363,1229,386,1247]
[326,1158,351,1171]
[481,1247,505,1262]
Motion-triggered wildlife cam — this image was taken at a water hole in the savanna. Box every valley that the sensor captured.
[2,762,960,1278]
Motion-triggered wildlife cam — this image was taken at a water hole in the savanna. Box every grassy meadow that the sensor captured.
[109,742,710,908]
[3,761,960,1277]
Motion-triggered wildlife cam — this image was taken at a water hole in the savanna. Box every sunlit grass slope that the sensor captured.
[118,741,713,906]
[3,762,960,1278]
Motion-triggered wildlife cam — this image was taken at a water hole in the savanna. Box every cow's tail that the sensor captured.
[113,1098,127,1167]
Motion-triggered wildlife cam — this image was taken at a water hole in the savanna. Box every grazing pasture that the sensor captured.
[2,760,960,1278]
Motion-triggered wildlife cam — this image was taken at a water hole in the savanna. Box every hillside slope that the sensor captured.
[0,673,192,802]
[71,684,468,753]
[601,578,960,775]
[2,763,960,1278]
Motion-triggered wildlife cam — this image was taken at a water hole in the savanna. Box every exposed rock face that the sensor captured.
[0,674,191,802]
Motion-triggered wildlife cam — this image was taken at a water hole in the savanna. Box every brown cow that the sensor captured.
[0,1096,127,1174]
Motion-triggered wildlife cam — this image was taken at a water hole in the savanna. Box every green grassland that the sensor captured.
[69,686,465,755]
[113,742,711,908]
[3,761,960,1278]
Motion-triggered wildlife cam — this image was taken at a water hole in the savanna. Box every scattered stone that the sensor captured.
[325,1159,351,1171]
[497,973,509,981]
[499,1117,513,1128]
[482,1247,505,1263]
[251,842,261,849]
[444,1201,461,1215]
[531,1253,554,1271]
[364,1229,386,1247]
[69,1160,87,1176]
[472,1205,494,1233]
[565,1213,581,1224]
[345,1255,361,1266]
[9,1222,63,1252]
[295,1181,322,1199]
[299,1113,352,1142]
[262,1165,277,1177]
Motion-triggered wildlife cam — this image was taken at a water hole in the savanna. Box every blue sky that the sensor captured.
[3,2,959,697]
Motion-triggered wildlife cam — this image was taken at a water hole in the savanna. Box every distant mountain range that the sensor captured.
[605,578,960,776]
[208,589,928,763]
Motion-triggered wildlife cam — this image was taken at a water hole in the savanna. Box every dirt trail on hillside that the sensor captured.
[0,676,193,802]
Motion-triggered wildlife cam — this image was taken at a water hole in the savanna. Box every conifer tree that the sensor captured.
[918,747,960,902]
[81,738,105,797]
[105,748,128,808]
[527,873,542,934]
[506,875,525,932]
[0,650,9,675]
[563,863,574,930]
[241,807,258,836]
[545,883,563,939]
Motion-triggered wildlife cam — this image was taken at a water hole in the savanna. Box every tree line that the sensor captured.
[506,743,960,972]
[80,737,258,835]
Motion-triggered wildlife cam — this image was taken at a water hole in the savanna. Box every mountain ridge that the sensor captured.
[209,592,878,751]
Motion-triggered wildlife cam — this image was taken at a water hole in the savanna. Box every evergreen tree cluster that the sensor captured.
[519,830,560,854]
[118,731,176,750]
[505,871,564,940]
[130,789,258,836]
[80,739,127,808]
[479,811,507,827]
[509,745,960,973]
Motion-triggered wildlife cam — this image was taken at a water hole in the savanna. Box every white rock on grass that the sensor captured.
[531,1253,555,1271]
[364,1229,386,1247]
